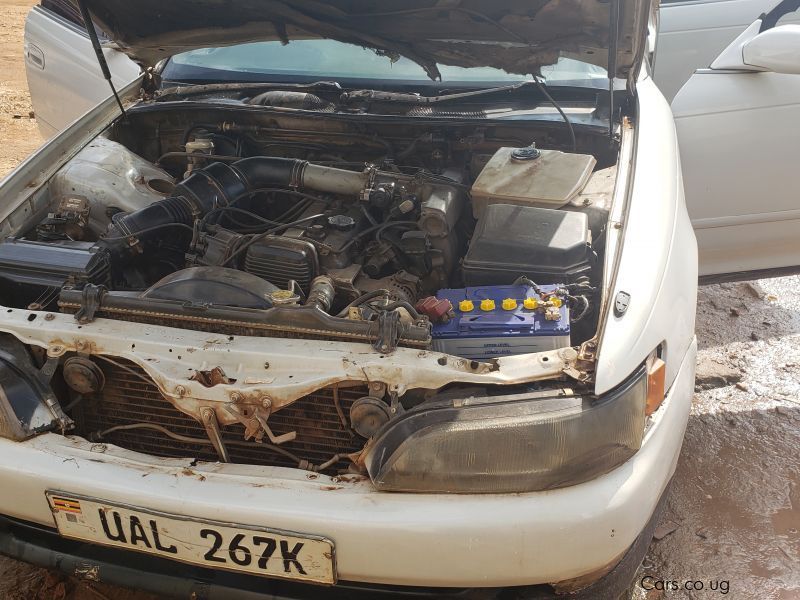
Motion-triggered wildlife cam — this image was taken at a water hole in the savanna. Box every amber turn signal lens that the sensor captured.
[646,358,666,416]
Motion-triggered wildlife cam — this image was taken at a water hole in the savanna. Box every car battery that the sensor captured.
[431,284,570,360]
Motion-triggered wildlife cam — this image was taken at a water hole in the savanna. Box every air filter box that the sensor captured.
[463,204,592,286]
[432,284,570,360]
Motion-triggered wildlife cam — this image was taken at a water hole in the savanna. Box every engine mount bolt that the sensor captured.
[261,397,272,408]
[175,385,186,397]
[45,313,55,321]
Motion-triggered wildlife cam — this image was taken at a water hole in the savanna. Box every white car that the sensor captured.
[657,0,800,101]
[0,1,796,599]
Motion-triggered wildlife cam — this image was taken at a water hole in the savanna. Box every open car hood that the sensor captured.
[77,0,651,85]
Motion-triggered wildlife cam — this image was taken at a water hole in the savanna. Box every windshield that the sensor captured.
[162,39,607,85]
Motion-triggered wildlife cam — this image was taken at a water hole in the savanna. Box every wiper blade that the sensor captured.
[339,80,535,105]
[155,81,342,102]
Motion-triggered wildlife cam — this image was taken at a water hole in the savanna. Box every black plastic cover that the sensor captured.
[462,204,592,285]
[244,236,319,293]
[141,267,279,309]
[0,239,110,308]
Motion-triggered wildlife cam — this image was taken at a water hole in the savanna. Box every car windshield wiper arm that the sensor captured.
[155,81,343,101]
[339,80,536,105]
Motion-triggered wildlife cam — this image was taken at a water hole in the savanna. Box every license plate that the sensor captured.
[46,491,336,584]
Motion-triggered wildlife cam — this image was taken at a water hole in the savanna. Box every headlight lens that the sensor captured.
[365,366,648,493]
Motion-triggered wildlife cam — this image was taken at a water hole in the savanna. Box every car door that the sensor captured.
[24,0,140,139]
[655,0,800,102]
[672,2,800,280]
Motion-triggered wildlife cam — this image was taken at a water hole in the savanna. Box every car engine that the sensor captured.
[0,128,608,355]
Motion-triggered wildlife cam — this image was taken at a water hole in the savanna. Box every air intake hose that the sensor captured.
[101,157,369,259]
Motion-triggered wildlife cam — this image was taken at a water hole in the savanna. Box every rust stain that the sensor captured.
[190,366,236,387]
[332,474,368,484]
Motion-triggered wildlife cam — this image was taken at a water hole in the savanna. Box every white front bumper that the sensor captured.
[0,340,696,588]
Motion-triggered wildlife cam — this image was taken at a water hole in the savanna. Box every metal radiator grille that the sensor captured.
[72,359,367,472]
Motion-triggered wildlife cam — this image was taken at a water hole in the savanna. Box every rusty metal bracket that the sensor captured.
[200,407,229,462]
[225,402,296,445]
[253,407,297,445]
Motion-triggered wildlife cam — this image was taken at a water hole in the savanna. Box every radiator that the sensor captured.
[72,358,367,473]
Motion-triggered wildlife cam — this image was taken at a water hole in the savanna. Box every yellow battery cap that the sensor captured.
[480,299,496,311]
[502,298,517,311]
[459,300,475,312]
[549,296,563,308]
[523,297,539,310]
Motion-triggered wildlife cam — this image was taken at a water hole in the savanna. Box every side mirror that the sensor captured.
[712,20,800,75]
[743,25,800,74]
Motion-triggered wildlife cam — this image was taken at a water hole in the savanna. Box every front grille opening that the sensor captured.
[69,358,369,473]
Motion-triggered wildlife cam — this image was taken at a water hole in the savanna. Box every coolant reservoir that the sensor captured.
[471,147,596,218]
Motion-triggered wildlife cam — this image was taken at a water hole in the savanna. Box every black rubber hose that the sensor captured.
[100,157,307,260]
[229,157,305,190]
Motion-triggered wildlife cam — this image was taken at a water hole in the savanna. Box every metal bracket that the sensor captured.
[371,310,401,353]
[224,403,296,445]
[200,407,230,462]
[74,284,107,324]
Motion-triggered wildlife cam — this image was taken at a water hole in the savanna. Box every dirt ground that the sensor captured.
[0,0,40,179]
[1,0,799,598]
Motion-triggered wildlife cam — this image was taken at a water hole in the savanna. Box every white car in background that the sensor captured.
[657,0,800,101]
[0,0,796,598]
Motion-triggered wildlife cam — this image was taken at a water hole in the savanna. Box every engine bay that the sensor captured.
[0,105,621,473]
[0,107,616,356]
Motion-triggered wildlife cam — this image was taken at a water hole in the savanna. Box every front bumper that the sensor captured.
[0,480,670,600]
[0,339,696,591]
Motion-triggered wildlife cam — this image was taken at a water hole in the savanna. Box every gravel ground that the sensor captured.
[1,1,799,598]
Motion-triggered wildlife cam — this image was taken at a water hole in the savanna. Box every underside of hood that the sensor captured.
[76,0,650,83]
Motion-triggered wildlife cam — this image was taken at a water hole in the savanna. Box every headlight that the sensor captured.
[365,366,648,494]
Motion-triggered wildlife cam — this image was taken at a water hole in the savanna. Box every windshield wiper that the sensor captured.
[339,80,536,105]
[155,81,343,102]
